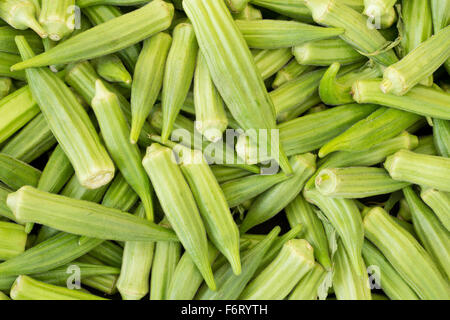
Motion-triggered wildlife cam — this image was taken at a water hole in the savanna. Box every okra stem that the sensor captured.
[0,0,47,38]
[39,0,75,41]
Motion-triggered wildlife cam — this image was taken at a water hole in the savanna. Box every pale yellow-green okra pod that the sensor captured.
[226,0,249,13]
[0,221,27,260]
[178,147,241,275]
[420,188,450,231]
[0,0,47,38]
[232,3,262,20]
[288,263,326,300]
[183,0,292,175]
[363,207,450,300]
[194,52,228,143]
[161,22,198,143]
[142,143,216,290]
[39,0,75,41]
[130,32,172,144]
[91,80,153,219]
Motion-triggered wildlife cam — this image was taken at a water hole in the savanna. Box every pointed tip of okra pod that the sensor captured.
[25,15,48,39]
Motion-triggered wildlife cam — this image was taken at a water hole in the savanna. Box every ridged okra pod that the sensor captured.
[305,0,398,67]
[142,143,215,290]
[179,148,241,275]
[10,275,106,300]
[433,119,450,157]
[39,0,75,41]
[194,52,228,143]
[61,174,109,203]
[240,239,315,300]
[232,3,262,20]
[11,0,174,70]
[16,36,115,189]
[91,80,153,219]
[0,221,27,260]
[37,145,73,194]
[235,19,343,49]
[240,153,316,233]
[303,189,364,276]
[0,26,43,54]
[212,166,253,184]
[130,32,172,144]
[384,150,450,192]
[285,195,331,270]
[363,207,450,299]
[353,79,450,120]
[319,107,422,157]
[117,205,155,300]
[403,186,450,279]
[0,0,47,38]
[0,52,25,80]
[288,263,326,300]
[88,241,123,268]
[226,0,249,13]
[420,188,450,231]
[0,153,41,190]
[161,22,198,142]
[75,254,118,295]
[248,0,313,22]
[0,86,39,144]
[272,60,315,89]
[362,240,418,300]
[91,54,132,88]
[293,38,364,66]
[183,0,292,174]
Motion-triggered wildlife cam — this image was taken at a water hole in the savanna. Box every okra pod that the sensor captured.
[130,32,172,144]
[39,0,75,41]
[183,0,292,174]
[363,207,450,300]
[88,241,123,268]
[0,221,27,260]
[75,254,118,295]
[319,107,422,157]
[161,22,198,143]
[0,0,47,38]
[12,0,174,70]
[381,26,450,95]
[288,263,327,300]
[385,150,450,192]
[239,153,315,232]
[37,145,74,194]
[0,77,12,99]
[240,239,315,300]
[403,186,450,279]
[249,0,313,22]
[433,119,450,157]
[353,79,450,120]
[0,26,43,54]
[226,0,249,13]
[101,172,139,212]
[413,135,437,155]
[272,60,315,89]
[61,174,109,203]
[0,153,41,190]
[142,143,215,290]
[235,19,344,49]
[0,185,15,221]
[211,165,253,184]
[285,195,331,270]
[0,52,25,80]
[77,0,152,7]
[232,3,262,20]
[194,52,228,143]
[363,0,395,17]
[92,54,132,88]
[293,38,365,66]
[420,188,450,231]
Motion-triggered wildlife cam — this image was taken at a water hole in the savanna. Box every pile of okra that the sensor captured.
[0,0,448,301]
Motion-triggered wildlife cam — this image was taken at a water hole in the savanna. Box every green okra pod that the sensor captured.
[61,174,109,203]
[16,36,115,189]
[226,0,249,13]
[88,241,123,268]
[288,263,327,300]
[91,54,132,88]
[183,0,292,174]
[12,0,174,70]
[39,0,75,41]
[0,77,12,99]
[319,107,422,157]
[77,0,152,7]
[0,0,47,38]
[285,195,331,270]
[10,275,107,300]
[363,207,450,300]
[315,167,410,198]
[275,94,322,123]
[403,186,450,279]
[161,22,198,143]
[179,147,241,275]
[142,143,215,290]
[0,185,15,221]
[240,153,316,233]
[0,52,25,80]
[272,60,315,89]
[0,26,43,54]
[0,221,27,260]
[249,0,313,22]
[75,254,118,295]
[101,172,139,212]
[381,26,450,96]
[232,3,262,20]
[363,0,395,17]
[211,165,253,184]
[221,172,289,208]
[293,38,365,66]
[352,79,450,120]
[303,189,365,276]
[37,145,74,194]
[430,0,450,74]
[420,188,450,231]
[235,19,344,49]
[239,239,315,300]
[362,240,418,300]
[194,52,228,143]
[0,153,41,190]
[384,150,450,192]
[305,0,398,67]
[6,186,178,242]
[433,119,450,157]
[130,32,172,144]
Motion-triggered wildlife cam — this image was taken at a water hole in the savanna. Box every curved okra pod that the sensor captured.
[11,0,174,70]
[0,26,43,54]
[91,80,154,219]
[352,79,450,120]
[142,143,215,290]
[363,207,450,300]
[130,32,172,144]
[248,0,313,22]
[303,188,365,276]
[0,153,41,191]
[288,263,327,300]
[161,23,198,143]
[0,52,25,80]
[232,3,262,20]
[235,19,344,49]
[239,239,315,300]
[403,186,450,279]
[39,0,75,41]
[91,54,132,88]
[272,60,315,89]
[305,0,398,67]
[285,195,331,270]
[381,26,450,96]
[420,188,450,231]
[0,221,27,260]
[183,0,292,174]
[0,0,47,38]
[384,150,450,192]
[240,153,316,233]
[319,107,422,157]
[433,119,450,157]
